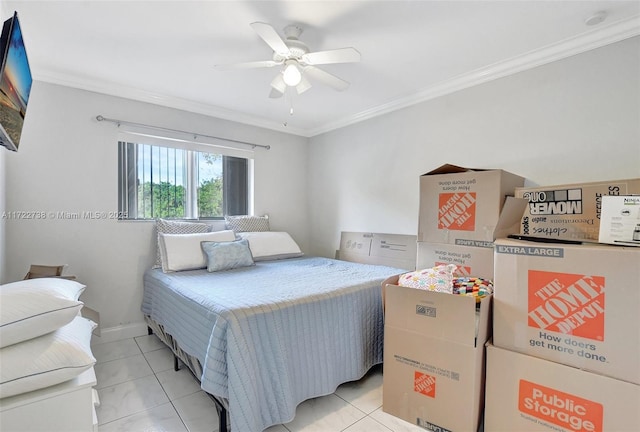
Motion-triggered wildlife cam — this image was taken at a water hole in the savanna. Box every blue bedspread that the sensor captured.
[142,257,401,432]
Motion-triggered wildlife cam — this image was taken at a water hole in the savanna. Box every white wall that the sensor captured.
[4,82,309,334]
[0,0,7,282]
[308,36,640,258]
[0,148,5,281]
[5,36,640,336]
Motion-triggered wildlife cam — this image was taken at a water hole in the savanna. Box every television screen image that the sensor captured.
[0,12,32,152]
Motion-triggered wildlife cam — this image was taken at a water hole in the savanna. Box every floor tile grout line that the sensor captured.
[95,338,172,426]
[334,392,372,417]
[134,334,171,354]
[339,415,367,432]
[95,337,211,430]
[168,399,192,432]
[148,348,214,432]
[363,413,395,432]
[94,369,156,392]
[93,346,144,364]
[97,336,392,432]
[96,387,168,428]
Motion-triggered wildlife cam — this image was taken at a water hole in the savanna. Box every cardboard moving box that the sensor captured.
[383,282,492,432]
[485,343,640,432]
[418,164,524,245]
[417,241,494,280]
[598,195,640,247]
[516,177,640,241]
[414,196,528,281]
[338,231,417,270]
[493,238,640,384]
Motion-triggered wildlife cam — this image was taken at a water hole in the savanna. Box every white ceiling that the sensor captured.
[7,1,640,137]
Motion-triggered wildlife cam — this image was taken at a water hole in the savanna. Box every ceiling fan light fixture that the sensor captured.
[270,74,286,94]
[216,22,360,97]
[283,61,302,86]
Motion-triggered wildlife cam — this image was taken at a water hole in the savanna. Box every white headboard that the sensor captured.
[337,232,417,270]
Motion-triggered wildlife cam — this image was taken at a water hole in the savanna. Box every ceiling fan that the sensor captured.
[214,22,361,99]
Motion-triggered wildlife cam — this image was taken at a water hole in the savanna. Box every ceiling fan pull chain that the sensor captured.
[284,88,294,116]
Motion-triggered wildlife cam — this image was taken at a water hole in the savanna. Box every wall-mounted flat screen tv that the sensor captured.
[0,12,32,152]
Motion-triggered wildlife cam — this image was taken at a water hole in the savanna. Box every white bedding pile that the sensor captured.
[0,278,96,399]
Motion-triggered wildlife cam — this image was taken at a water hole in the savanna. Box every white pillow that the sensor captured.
[159,230,237,272]
[154,219,210,268]
[0,278,86,348]
[0,316,97,398]
[238,231,304,261]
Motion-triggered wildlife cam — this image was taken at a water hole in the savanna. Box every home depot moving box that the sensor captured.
[416,242,494,280]
[383,279,491,432]
[418,164,524,245]
[515,177,640,241]
[416,196,529,280]
[485,343,640,432]
[493,238,640,384]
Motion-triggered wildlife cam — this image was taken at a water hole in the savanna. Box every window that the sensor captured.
[118,140,250,220]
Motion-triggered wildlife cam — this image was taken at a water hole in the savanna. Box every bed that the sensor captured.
[142,253,402,432]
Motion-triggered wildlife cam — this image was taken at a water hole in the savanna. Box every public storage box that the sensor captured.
[417,242,494,280]
[598,195,640,247]
[485,343,640,432]
[382,282,492,432]
[493,238,640,384]
[515,177,640,241]
[418,164,525,245]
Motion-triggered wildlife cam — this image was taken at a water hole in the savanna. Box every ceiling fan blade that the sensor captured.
[305,66,350,91]
[296,75,312,95]
[214,60,281,71]
[302,47,361,65]
[269,88,284,99]
[250,22,290,57]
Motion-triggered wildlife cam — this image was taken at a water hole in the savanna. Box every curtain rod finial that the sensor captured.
[96,115,104,121]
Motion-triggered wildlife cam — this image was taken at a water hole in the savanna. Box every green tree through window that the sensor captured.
[118,141,248,220]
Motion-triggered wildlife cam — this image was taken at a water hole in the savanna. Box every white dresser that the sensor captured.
[0,367,99,432]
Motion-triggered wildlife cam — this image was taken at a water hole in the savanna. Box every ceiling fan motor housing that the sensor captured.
[274,37,309,62]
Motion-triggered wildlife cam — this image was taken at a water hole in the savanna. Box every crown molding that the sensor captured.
[308,14,640,137]
[33,70,310,137]
[35,14,639,139]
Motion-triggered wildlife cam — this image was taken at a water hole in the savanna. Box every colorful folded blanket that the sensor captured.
[398,264,456,293]
[398,265,493,300]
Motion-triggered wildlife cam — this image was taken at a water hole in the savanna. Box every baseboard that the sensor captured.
[90,321,148,345]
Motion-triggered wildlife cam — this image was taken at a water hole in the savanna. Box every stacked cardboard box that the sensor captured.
[417,164,525,279]
[486,237,640,431]
[383,171,640,430]
[485,344,640,431]
[381,164,524,431]
[515,178,640,242]
[382,276,492,431]
[598,195,640,247]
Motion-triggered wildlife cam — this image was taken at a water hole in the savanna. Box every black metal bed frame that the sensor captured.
[146,325,229,432]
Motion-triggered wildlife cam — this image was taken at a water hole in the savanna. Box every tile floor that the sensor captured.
[92,334,428,432]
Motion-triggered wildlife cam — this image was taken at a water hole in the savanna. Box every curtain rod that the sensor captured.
[95,115,270,150]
